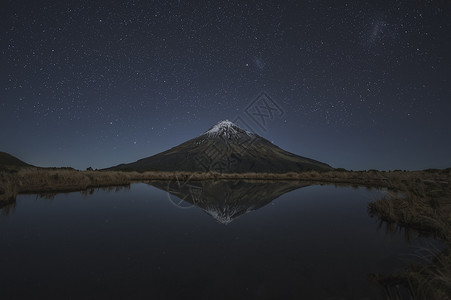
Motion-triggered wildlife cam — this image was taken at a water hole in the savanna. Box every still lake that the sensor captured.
[0,181,436,299]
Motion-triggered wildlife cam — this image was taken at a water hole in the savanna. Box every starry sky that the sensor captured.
[1,0,450,171]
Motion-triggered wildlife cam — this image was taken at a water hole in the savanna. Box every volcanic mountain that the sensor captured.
[108,120,332,172]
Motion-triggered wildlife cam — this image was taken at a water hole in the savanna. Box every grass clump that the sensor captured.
[368,171,451,299]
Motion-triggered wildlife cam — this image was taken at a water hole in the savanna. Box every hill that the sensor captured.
[0,152,33,169]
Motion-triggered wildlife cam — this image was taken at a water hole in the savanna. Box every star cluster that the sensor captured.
[1,0,450,170]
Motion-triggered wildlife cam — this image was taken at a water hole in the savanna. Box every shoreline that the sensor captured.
[1,167,450,297]
[1,167,449,201]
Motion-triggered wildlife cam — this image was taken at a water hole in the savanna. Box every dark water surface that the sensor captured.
[0,181,436,299]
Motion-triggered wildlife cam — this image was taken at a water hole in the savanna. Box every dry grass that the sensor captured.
[1,168,449,202]
[372,245,451,300]
[369,177,450,239]
[367,171,451,299]
[0,168,134,200]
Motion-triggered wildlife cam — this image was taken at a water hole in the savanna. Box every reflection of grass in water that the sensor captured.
[35,185,131,200]
[0,197,16,216]
[0,184,131,216]
[80,185,130,197]
[369,178,451,299]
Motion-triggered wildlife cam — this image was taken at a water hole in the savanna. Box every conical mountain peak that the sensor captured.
[203,120,254,138]
[107,120,332,172]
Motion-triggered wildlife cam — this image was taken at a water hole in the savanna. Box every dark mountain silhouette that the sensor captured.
[0,152,33,169]
[108,120,332,173]
[150,179,310,224]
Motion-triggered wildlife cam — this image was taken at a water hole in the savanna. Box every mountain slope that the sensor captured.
[108,120,332,173]
[0,152,33,169]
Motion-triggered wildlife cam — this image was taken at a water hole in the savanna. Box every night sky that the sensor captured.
[1,0,450,171]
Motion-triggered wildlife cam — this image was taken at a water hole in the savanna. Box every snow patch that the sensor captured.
[203,120,254,137]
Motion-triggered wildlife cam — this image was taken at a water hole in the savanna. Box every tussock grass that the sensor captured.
[367,171,451,299]
[1,168,449,201]
[372,245,451,300]
[0,168,136,201]
[369,180,450,240]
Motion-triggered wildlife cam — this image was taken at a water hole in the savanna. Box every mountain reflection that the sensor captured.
[149,180,311,224]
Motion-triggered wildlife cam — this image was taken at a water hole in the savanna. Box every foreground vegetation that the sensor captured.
[368,172,451,299]
[1,167,449,200]
[1,167,450,298]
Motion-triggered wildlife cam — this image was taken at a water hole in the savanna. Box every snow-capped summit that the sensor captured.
[205,120,237,135]
[203,120,253,139]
